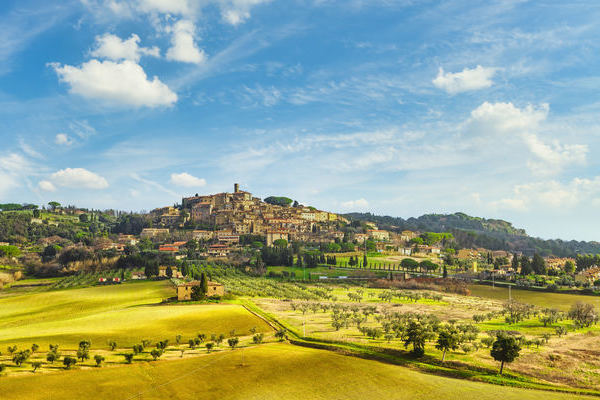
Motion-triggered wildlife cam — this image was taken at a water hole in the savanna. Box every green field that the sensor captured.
[0,281,271,349]
[0,343,592,400]
[469,284,600,310]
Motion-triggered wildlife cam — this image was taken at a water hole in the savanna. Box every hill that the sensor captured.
[0,343,590,400]
[343,212,600,257]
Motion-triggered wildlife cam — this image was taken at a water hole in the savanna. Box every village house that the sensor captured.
[176,281,225,301]
[575,266,600,285]
[367,229,390,241]
[158,266,184,278]
[140,228,170,239]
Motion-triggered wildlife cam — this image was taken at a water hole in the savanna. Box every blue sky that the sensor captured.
[1,0,600,241]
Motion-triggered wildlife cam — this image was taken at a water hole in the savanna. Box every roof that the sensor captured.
[177,281,223,287]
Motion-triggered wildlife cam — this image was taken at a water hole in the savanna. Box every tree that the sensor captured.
[12,350,31,366]
[273,239,288,248]
[76,348,89,362]
[564,260,575,274]
[200,272,208,295]
[568,302,599,328]
[79,214,89,223]
[7,346,17,355]
[31,343,39,353]
[436,326,460,362]
[490,333,521,375]
[205,342,214,353]
[108,340,117,351]
[401,258,419,271]
[531,253,547,275]
[63,356,76,369]
[263,196,293,207]
[94,354,105,367]
[275,329,287,342]
[252,333,264,344]
[133,344,144,355]
[46,351,59,363]
[30,361,42,373]
[150,349,163,361]
[520,256,533,275]
[166,266,173,279]
[48,201,61,211]
[188,339,196,349]
[403,320,433,357]
[124,353,134,364]
[0,364,5,373]
[228,337,239,350]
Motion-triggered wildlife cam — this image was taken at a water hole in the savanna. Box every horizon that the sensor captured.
[1,1,600,241]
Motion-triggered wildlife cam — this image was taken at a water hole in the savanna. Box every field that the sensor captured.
[469,284,600,311]
[0,281,271,349]
[0,343,592,400]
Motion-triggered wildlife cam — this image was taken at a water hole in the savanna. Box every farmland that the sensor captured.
[0,272,599,398]
[0,343,593,400]
[0,281,271,349]
[469,284,600,311]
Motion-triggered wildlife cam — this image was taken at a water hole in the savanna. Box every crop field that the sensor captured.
[0,281,271,350]
[0,343,592,400]
[253,284,600,391]
[469,284,600,311]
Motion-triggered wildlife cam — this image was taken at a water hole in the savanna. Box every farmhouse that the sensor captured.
[158,266,183,278]
[177,281,225,300]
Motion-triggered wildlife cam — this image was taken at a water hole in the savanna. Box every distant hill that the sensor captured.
[343,212,600,257]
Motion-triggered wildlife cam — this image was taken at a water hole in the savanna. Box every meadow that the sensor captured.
[0,343,593,400]
[0,281,271,349]
[469,284,600,310]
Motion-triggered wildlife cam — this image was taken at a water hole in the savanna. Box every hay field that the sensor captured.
[0,343,592,400]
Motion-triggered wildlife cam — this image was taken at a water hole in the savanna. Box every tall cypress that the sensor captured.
[200,272,208,296]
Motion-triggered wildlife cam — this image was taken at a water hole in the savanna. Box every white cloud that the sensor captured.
[137,0,193,14]
[491,177,600,211]
[91,33,159,62]
[166,20,205,64]
[55,133,73,146]
[433,65,496,94]
[38,180,57,192]
[0,153,31,196]
[340,198,369,210]
[524,134,588,175]
[219,0,270,25]
[467,101,548,135]
[466,101,587,175]
[49,168,109,189]
[51,59,177,108]
[170,172,206,187]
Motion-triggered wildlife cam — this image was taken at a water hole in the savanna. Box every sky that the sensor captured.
[1,0,600,241]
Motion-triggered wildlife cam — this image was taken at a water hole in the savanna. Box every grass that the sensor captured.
[469,284,600,311]
[0,343,593,400]
[0,281,271,349]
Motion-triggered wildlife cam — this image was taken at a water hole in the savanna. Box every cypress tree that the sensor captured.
[200,272,208,296]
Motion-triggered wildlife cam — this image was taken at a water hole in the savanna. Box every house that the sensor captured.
[159,245,179,253]
[575,266,600,285]
[177,281,225,300]
[367,229,390,241]
[158,266,183,278]
[400,247,412,256]
[131,270,146,280]
[193,230,215,241]
[208,244,230,257]
[400,230,417,241]
[354,233,369,244]
[266,230,288,246]
[140,228,170,239]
